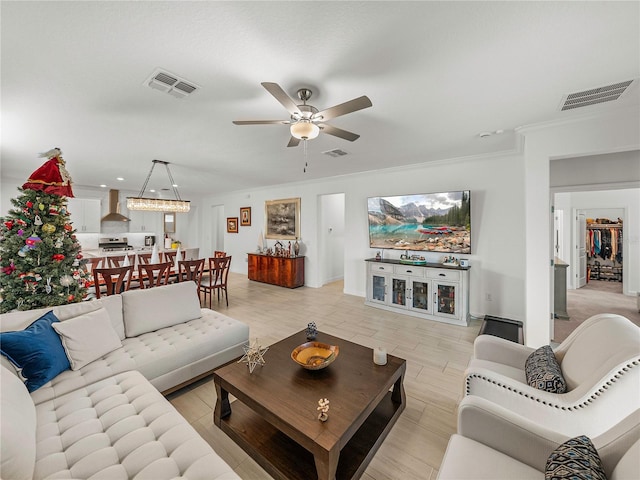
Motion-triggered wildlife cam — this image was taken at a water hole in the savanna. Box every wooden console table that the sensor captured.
[248,253,304,288]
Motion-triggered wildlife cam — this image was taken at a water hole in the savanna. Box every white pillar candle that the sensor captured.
[373,347,387,365]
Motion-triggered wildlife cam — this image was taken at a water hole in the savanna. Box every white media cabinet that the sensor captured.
[365,258,470,326]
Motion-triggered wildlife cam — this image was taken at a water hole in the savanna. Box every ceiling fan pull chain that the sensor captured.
[303,139,309,173]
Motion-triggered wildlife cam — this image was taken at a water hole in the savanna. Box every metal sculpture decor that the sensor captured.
[238,339,269,374]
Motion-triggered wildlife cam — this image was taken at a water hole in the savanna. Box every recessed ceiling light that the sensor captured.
[172,184,178,188]
[117,177,124,181]
[99,184,107,188]
[149,189,156,193]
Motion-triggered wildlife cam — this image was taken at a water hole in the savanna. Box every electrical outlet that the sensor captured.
[485,293,492,301]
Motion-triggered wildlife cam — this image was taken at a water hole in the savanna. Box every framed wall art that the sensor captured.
[265,197,300,240]
[240,207,251,226]
[227,217,238,233]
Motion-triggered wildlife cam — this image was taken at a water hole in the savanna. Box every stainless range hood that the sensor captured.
[101,190,130,222]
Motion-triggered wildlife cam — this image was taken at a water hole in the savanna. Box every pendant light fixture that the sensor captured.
[126,160,190,213]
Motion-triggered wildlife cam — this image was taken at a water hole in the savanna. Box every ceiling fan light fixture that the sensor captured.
[290,120,320,140]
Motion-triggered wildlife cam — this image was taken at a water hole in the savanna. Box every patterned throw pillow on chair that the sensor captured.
[525,345,567,393]
[545,435,607,480]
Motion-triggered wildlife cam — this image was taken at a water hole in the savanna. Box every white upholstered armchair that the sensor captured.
[464,313,640,438]
[438,396,640,480]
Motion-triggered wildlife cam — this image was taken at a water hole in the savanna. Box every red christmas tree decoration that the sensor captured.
[22,148,75,197]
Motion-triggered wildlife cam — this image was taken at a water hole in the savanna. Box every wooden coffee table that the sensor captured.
[213,330,406,480]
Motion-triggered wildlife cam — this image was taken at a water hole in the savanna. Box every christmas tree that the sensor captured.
[0,149,89,312]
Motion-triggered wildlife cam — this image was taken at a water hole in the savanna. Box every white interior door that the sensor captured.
[575,210,587,288]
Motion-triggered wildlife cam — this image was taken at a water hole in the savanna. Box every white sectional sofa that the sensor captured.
[0,281,249,479]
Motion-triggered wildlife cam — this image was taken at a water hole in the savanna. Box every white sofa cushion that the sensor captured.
[29,348,136,405]
[122,281,202,337]
[0,295,125,341]
[1,365,36,480]
[33,370,239,480]
[52,308,122,370]
[121,308,250,391]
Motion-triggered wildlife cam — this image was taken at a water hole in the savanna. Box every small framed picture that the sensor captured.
[227,217,238,233]
[240,207,251,226]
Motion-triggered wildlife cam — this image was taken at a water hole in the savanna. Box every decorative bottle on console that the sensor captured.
[294,238,300,257]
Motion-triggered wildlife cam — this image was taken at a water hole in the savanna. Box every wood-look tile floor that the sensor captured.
[166,273,481,480]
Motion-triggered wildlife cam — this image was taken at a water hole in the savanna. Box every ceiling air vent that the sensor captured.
[323,148,349,158]
[560,80,635,111]
[145,69,199,99]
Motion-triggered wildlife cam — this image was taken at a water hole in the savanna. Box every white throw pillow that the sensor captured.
[122,281,202,337]
[52,308,122,370]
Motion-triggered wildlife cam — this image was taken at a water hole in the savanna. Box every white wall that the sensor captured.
[199,151,526,322]
[520,106,640,346]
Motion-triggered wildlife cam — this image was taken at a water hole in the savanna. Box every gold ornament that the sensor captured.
[42,223,56,234]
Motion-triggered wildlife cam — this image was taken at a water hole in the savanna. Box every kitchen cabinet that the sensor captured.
[247,253,304,288]
[128,210,160,233]
[365,259,469,326]
[66,198,101,233]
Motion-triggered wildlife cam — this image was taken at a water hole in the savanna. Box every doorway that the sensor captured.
[552,195,637,341]
[209,204,224,257]
[318,193,345,286]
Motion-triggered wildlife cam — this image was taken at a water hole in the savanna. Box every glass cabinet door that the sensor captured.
[391,277,407,307]
[434,280,459,319]
[410,279,431,313]
[371,274,387,303]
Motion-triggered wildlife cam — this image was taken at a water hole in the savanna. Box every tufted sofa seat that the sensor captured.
[2,365,239,479]
[464,313,640,438]
[1,281,248,479]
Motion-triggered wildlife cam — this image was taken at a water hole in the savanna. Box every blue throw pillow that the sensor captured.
[0,310,71,392]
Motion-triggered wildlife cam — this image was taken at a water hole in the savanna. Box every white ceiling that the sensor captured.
[1,1,639,196]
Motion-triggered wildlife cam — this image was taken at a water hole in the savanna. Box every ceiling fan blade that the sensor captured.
[287,136,301,148]
[315,96,372,121]
[232,120,289,125]
[261,82,301,116]
[319,123,360,142]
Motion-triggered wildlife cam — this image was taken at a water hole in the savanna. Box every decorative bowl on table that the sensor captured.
[291,342,339,370]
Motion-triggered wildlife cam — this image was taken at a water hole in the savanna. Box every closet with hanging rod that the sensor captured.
[586,220,623,282]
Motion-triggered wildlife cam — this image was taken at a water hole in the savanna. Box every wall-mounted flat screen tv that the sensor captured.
[368,191,471,253]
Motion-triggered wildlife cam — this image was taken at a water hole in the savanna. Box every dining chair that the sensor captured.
[137,262,172,289]
[177,258,205,288]
[136,252,152,265]
[200,256,231,308]
[84,257,104,274]
[165,250,186,264]
[105,254,134,268]
[92,265,134,298]
[213,250,226,258]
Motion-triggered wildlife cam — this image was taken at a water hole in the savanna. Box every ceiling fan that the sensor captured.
[233,82,372,147]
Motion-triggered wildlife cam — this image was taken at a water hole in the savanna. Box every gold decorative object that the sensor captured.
[291,342,339,370]
[317,398,330,422]
[238,338,269,374]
